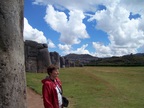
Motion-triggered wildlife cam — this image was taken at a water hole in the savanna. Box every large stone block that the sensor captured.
[25,40,51,73]
[0,0,27,108]
[37,46,51,72]
[50,52,60,68]
[60,56,65,68]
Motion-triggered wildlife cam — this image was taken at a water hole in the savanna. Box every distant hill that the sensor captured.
[92,53,144,66]
[64,53,98,60]
[64,53,98,66]
[64,53,144,66]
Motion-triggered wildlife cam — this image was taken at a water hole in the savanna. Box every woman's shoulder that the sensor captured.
[42,77,52,84]
[56,77,62,84]
[56,77,61,81]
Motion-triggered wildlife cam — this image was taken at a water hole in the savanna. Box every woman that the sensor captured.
[42,65,63,108]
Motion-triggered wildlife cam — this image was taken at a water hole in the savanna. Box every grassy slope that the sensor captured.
[26,67,144,108]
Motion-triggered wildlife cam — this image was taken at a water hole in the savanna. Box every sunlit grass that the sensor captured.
[26,67,144,108]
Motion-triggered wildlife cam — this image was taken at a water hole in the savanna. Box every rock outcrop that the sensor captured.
[0,0,27,108]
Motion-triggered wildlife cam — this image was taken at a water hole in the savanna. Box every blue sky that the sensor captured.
[24,0,144,57]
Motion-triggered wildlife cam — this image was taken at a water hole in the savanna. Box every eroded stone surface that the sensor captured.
[0,0,27,108]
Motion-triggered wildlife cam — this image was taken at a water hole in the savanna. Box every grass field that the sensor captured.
[26,66,144,108]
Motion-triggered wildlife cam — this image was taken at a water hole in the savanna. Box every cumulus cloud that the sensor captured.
[88,2,144,57]
[92,42,137,57]
[58,44,72,51]
[47,39,56,48]
[92,42,111,57]
[120,0,144,14]
[58,44,90,55]
[33,0,103,12]
[72,44,90,54]
[32,0,144,57]
[24,18,47,43]
[44,5,89,45]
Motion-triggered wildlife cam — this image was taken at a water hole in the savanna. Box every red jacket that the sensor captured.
[42,77,62,108]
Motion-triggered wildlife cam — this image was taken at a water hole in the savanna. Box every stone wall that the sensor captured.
[25,40,68,72]
[25,40,51,73]
[25,40,38,72]
[0,0,27,108]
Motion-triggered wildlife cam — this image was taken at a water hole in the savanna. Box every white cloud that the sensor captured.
[73,44,90,54]
[120,0,144,14]
[88,2,144,57]
[24,18,47,43]
[33,0,104,12]
[139,15,144,30]
[58,44,72,51]
[44,5,89,45]
[47,39,56,48]
[32,0,144,57]
[92,42,112,57]
[59,44,90,55]
[92,42,137,57]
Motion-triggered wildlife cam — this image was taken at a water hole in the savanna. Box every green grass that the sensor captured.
[26,67,144,108]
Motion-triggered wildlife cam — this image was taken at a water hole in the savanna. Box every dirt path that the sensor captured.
[27,87,44,108]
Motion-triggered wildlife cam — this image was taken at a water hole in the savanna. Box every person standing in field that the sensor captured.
[42,65,63,108]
